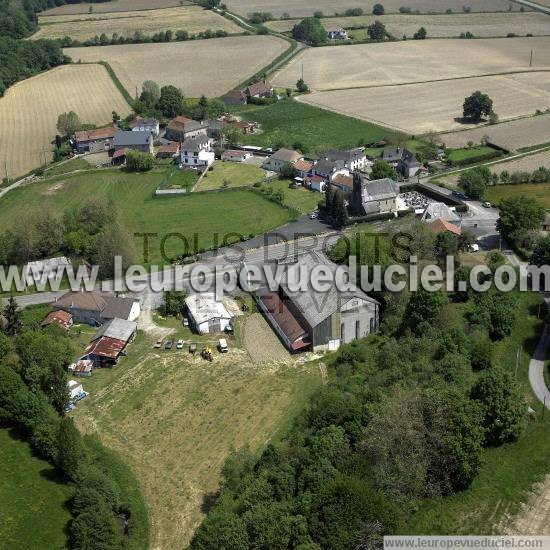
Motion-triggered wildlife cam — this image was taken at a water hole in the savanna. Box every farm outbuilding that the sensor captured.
[185,293,233,334]
[81,318,137,367]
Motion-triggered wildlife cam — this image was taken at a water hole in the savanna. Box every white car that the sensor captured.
[218,338,229,353]
[482,201,492,208]
[309,212,318,220]
[176,339,184,350]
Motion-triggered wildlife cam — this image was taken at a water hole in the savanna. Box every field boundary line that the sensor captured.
[303,69,550,93]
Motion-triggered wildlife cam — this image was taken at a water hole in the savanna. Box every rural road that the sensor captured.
[512,0,550,13]
[528,295,550,410]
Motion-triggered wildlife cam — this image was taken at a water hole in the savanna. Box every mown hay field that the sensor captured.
[34,5,242,40]
[73,332,322,548]
[487,148,550,174]
[440,114,550,151]
[273,37,550,91]
[486,183,550,208]
[225,0,525,18]
[66,35,289,98]
[0,64,131,180]
[297,72,550,134]
[42,0,188,15]
[266,12,550,38]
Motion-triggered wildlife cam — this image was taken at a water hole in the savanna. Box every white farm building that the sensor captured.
[185,293,233,334]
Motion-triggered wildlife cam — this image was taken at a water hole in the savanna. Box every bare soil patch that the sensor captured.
[243,313,292,364]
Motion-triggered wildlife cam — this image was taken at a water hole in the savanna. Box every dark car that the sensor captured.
[164,340,173,350]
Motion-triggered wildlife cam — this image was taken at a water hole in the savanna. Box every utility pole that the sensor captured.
[4,160,8,184]
[301,63,304,81]
[529,50,533,67]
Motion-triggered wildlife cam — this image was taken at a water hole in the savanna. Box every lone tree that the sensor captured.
[370,159,397,180]
[296,78,309,93]
[372,3,385,14]
[292,17,327,46]
[367,20,387,41]
[157,85,185,117]
[56,111,81,137]
[463,91,493,121]
[413,26,427,39]
[496,195,545,245]
[2,297,21,336]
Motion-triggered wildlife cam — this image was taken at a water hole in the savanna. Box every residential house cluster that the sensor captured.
[223,80,274,105]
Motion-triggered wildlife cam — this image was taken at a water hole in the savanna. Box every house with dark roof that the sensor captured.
[254,252,379,352]
[325,148,368,171]
[351,173,399,214]
[74,127,117,153]
[223,89,247,105]
[381,147,421,179]
[156,142,180,159]
[113,131,153,154]
[52,291,140,326]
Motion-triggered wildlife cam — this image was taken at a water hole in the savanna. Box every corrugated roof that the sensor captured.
[83,336,126,359]
[185,293,232,325]
[270,148,303,163]
[75,127,117,142]
[41,310,73,329]
[91,318,136,343]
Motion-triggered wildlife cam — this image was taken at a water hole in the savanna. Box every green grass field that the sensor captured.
[263,179,321,214]
[446,145,499,163]
[196,161,265,191]
[407,291,550,534]
[485,184,550,209]
[44,157,90,177]
[229,98,404,154]
[0,168,294,264]
[0,428,72,550]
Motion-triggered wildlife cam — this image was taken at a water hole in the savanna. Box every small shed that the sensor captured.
[68,380,84,399]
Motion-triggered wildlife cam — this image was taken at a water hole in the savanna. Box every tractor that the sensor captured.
[201,346,213,362]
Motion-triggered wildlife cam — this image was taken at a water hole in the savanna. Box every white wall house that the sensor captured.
[180,136,215,168]
[130,117,160,137]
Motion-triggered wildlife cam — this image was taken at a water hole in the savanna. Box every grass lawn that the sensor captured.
[44,157,90,177]
[229,98,404,155]
[0,168,295,264]
[73,327,322,548]
[446,145,500,164]
[0,428,72,550]
[485,184,550,209]
[196,161,265,191]
[156,166,198,191]
[263,179,321,214]
[407,291,550,535]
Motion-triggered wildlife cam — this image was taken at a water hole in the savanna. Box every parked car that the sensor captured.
[218,338,229,353]
[224,322,233,334]
[189,343,197,355]
[154,339,163,349]
[164,340,173,350]
[482,201,492,208]
[176,339,184,349]
[183,317,189,327]
[309,212,318,220]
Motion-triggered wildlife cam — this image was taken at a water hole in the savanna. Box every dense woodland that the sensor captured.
[0,303,148,549]
[190,222,528,549]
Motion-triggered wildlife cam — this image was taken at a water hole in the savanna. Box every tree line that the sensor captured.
[0,301,148,548]
[190,220,527,549]
[0,198,136,278]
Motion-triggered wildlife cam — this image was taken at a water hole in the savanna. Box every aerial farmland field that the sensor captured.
[65,35,289,98]
[41,0,187,15]
[0,64,131,180]
[225,0,526,18]
[33,5,242,41]
[273,37,550,91]
[440,114,550,151]
[487,148,550,174]
[298,72,550,134]
[266,12,550,38]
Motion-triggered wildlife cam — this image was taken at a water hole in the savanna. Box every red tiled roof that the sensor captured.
[427,218,461,235]
[245,80,272,96]
[41,310,73,329]
[222,149,248,159]
[332,174,353,189]
[83,336,126,360]
[112,147,128,160]
[294,160,313,173]
[157,142,180,154]
[74,127,117,143]
[167,116,193,132]
[260,291,310,351]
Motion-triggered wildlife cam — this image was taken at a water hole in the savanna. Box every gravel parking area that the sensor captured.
[243,313,291,364]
